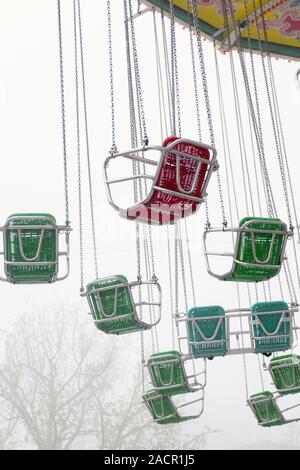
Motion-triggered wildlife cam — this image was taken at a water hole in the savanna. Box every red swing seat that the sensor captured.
[125,136,214,225]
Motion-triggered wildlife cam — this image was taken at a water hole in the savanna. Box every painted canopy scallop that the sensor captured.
[142,0,300,60]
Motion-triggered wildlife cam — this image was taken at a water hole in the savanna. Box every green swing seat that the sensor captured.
[187,306,228,359]
[269,354,300,395]
[251,301,292,355]
[147,351,191,396]
[248,391,286,427]
[224,217,288,283]
[143,390,190,425]
[3,213,58,284]
[86,275,151,335]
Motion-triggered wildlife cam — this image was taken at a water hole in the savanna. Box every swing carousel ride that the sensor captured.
[2,0,300,429]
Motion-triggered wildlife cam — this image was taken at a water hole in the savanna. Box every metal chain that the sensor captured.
[228,46,251,216]
[160,8,174,133]
[127,1,158,282]
[124,1,158,365]
[224,0,275,218]
[123,1,146,375]
[128,0,148,145]
[167,226,176,350]
[178,223,189,313]
[190,0,214,144]
[153,10,169,138]
[269,62,300,240]
[169,0,182,137]
[124,0,142,281]
[214,44,240,225]
[253,0,293,229]
[187,0,202,141]
[241,1,277,218]
[169,1,176,135]
[236,282,249,399]
[191,0,227,226]
[77,0,99,279]
[228,0,298,311]
[142,226,156,353]
[107,0,117,154]
[57,0,70,226]
[184,219,196,307]
[174,224,179,318]
[73,0,84,292]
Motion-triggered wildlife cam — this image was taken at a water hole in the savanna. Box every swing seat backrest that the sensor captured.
[86,275,147,335]
[148,351,190,396]
[126,137,211,225]
[251,301,292,354]
[4,213,58,284]
[187,306,228,359]
[248,392,285,427]
[269,354,300,395]
[143,390,189,424]
[224,217,288,282]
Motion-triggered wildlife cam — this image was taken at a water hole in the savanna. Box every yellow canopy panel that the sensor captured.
[142,0,300,60]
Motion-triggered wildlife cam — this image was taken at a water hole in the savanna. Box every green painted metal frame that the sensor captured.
[143,387,205,424]
[248,392,286,427]
[143,390,190,424]
[203,217,292,283]
[251,301,293,355]
[147,351,192,395]
[0,214,70,284]
[147,350,206,396]
[83,275,162,335]
[269,354,300,396]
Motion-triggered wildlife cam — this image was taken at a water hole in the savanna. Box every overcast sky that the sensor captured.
[0,0,300,449]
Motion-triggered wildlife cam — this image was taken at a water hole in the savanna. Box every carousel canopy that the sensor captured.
[142,0,300,60]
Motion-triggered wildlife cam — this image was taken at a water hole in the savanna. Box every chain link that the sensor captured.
[184,218,196,307]
[187,0,202,141]
[167,226,176,350]
[241,0,271,217]
[174,224,179,318]
[190,0,227,226]
[224,0,275,218]
[178,223,189,313]
[252,0,293,229]
[123,0,147,373]
[169,0,182,137]
[128,0,148,145]
[160,9,174,133]
[77,0,99,279]
[73,0,84,292]
[57,0,70,226]
[107,0,117,154]
[124,0,142,283]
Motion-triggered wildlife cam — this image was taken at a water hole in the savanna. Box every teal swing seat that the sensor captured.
[0,213,70,284]
[269,354,300,395]
[251,301,292,355]
[147,351,193,396]
[187,306,228,359]
[248,392,286,427]
[85,275,161,335]
[143,390,190,425]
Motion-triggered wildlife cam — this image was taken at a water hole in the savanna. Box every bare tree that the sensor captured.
[0,400,19,450]
[93,377,217,450]
[0,306,215,450]
[0,306,115,450]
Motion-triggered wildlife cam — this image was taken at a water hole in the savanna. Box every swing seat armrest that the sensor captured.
[106,174,155,185]
[55,251,70,282]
